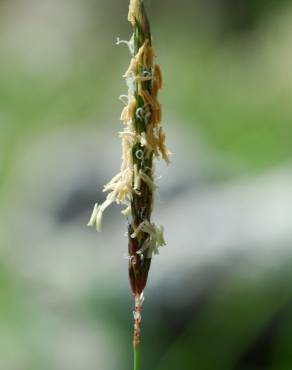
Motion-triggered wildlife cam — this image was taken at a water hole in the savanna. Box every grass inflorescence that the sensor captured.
[88,1,169,368]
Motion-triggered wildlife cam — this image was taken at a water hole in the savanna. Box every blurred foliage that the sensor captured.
[0,1,291,369]
[1,0,292,195]
[155,259,292,370]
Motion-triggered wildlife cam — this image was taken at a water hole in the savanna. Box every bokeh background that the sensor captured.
[0,0,292,369]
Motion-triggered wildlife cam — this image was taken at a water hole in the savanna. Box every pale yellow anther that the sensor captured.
[128,0,140,25]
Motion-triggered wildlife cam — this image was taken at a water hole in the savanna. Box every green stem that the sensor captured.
[134,345,139,370]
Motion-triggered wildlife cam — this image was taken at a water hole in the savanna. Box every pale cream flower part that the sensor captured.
[128,0,140,25]
[131,220,166,258]
[87,203,103,232]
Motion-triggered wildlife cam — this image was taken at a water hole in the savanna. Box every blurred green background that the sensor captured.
[0,0,292,369]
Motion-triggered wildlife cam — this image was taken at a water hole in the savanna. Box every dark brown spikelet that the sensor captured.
[128,225,151,295]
